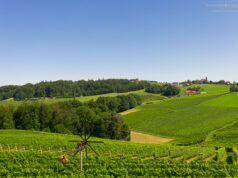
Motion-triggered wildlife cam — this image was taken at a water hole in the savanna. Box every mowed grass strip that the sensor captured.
[122,93,238,139]
[130,131,173,143]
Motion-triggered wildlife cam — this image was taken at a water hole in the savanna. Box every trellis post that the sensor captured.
[80,150,83,172]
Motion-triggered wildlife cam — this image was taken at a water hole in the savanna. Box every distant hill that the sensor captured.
[0,79,150,101]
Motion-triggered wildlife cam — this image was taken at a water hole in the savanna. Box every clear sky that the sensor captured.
[0,0,238,86]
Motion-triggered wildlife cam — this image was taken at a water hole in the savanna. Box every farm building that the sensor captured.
[200,77,208,84]
[172,82,180,87]
[183,83,192,86]
[186,90,199,95]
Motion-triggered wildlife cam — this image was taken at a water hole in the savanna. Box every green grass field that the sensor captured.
[202,92,238,108]
[179,84,230,94]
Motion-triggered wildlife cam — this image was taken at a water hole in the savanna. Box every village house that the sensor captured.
[200,77,208,84]
[183,82,192,87]
[185,90,199,95]
[225,81,231,85]
[172,82,180,87]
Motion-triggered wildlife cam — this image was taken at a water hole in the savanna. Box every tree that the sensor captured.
[14,103,40,130]
[127,94,137,109]
[76,106,96,135]
[39,104,52,131]
[102,112,129,140]
[51,104,73,133]
[117,96,130,112]
[0,105,14,129]
[230,85,238,92]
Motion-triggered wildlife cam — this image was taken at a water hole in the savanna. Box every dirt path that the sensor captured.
[130,131,173,143]
[204,154,216,162]
[187,155,199,163]
[120,108,139,116]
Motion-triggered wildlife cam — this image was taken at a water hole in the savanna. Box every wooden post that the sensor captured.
[200,153,203,161]
[168,151,170,159]
[80,150,83,172]
[216,152,219,161]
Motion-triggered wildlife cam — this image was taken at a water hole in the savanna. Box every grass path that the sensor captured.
[120,108,140,116]
[130,131,173,143]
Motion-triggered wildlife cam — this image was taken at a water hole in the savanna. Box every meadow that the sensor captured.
[202,92,238,108]
[179,84,230,94]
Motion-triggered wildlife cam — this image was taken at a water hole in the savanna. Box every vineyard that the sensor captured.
[1,84,238,177]
[122,91,238,145]
[0,130,238,177]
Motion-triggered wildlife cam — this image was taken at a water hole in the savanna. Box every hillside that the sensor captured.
[1,84,238,177]
[122,84,235,144]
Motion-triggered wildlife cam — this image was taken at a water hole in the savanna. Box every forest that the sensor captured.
[0,94,142,140]
[0,79,149,101]
[145,84,180,96]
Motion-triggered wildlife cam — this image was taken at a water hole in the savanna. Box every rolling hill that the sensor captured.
[122,85,237,144]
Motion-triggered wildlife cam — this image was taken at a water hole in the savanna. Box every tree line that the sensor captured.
[187,86,201,91]
[0,79,149,101]
[181,79,233,85]
[145,84,180,96]
[0,94,142,140]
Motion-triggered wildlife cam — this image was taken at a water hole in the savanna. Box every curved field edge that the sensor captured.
[122,92,238,144]
[204,119,238,147]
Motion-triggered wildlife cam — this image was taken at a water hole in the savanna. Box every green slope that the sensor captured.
[123,92,238,143]
[205,120,238,147]
[202,92,238,108]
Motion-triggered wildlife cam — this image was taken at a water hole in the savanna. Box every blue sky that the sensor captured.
[0,0,238,86]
